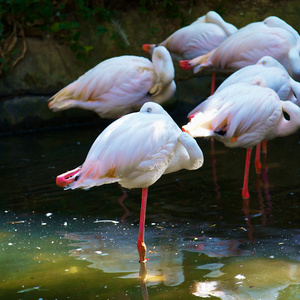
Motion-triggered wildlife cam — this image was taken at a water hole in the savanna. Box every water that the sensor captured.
[0,115,300,299]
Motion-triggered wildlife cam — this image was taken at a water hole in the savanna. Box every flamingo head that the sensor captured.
[142,44,155,54]
[188,113,197,121]
[181,126,190,134]
[179,60,193,70]
[56,167,81,188]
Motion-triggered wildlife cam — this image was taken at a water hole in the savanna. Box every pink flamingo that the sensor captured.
[49,46,176,119]
[215,56,300,106]
[142,11,237,61]
[182,81,300,200]
[56,102,204,263]
[180,16,300,81]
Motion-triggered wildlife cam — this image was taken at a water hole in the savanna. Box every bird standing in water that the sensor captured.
[180,16,300,81]
[49,46,176,119]
[188,56,300,120]
[142,11,237,61]
[143,11,237,94]
[56,102,204,263]
[214,56,300,105]
[182,82,300,200]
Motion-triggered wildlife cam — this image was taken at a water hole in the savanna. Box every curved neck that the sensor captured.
[205,11,237,36]
[276,101,300,137]
[152,48,174,85]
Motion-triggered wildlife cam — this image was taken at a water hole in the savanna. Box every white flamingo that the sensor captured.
[142,11,237,61]
[56,102,204,263]
[180,16,300,81]
[188,56,300,120]
[49,46,176,119]
[182,82,300,200]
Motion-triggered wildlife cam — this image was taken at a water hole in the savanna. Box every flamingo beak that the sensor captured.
[188,113,196,121]
[179,60,193,70]
[142,44,153,53]
[56,167,81,187]
[182,126,190,134]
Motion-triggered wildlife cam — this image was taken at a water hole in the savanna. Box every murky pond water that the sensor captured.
[0,109,300,299]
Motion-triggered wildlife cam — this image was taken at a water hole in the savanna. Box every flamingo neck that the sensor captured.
[276,101,300,137]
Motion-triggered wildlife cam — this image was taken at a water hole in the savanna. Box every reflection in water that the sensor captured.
[0,124,299,299]
[59,223,187,286]
[191,260,299,299]
[117,185,130,223]
[139,262,149,300]
[57,221,300,299]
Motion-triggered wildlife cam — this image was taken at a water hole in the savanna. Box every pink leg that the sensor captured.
[242,149,252,199]
[254,143,262,174]
[137,188,148,263]
[262,140,267,153]
[211,71,216,95]
[261,141,273,224]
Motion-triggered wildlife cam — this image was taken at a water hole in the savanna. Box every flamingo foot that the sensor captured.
[137,241,148,263]
[56,167,81,187]
[179,60,193,70]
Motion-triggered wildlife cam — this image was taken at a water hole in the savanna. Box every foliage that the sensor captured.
[0,0,115,74]
[0,0,193,74]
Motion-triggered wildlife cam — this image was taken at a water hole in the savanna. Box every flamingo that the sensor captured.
[143,11,237,94]
[180,16,300,81]
[48,46,176,119]
[215,56,300,105]
[142,11,237,61]
[55,102,204,263]
[182,82,300,200]
[188,56,300,120]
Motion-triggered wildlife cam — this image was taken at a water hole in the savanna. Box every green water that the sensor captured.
[0,120,299,299]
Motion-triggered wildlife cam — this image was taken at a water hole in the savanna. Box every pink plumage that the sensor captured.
[49,46,176,119]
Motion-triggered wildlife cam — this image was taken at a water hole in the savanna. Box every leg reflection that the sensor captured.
[139,261,149,300]
[243,198,254,243]
[118,185,130,223]
[254,141,273,226]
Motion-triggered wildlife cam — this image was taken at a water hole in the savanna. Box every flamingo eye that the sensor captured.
[283,111,290,120]
[147,107,152,113]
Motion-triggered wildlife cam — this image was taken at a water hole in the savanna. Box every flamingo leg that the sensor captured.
[137,188,148,263]
[210,71,216,95]
[254,143,262,174]
[262,140,267,153]
[242,148,252,199]
[210,138,221,199]
[209,71,221,199]
[261,141,273,224]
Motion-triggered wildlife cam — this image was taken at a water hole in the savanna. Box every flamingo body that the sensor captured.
[59,102,203,191]
[49,46,176,119]
[183,83,300,148]
[143,11,237,61]
[215,56,300,105]
[181,16,300,80]
[56,102,204,262]
[183,82,300,200]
